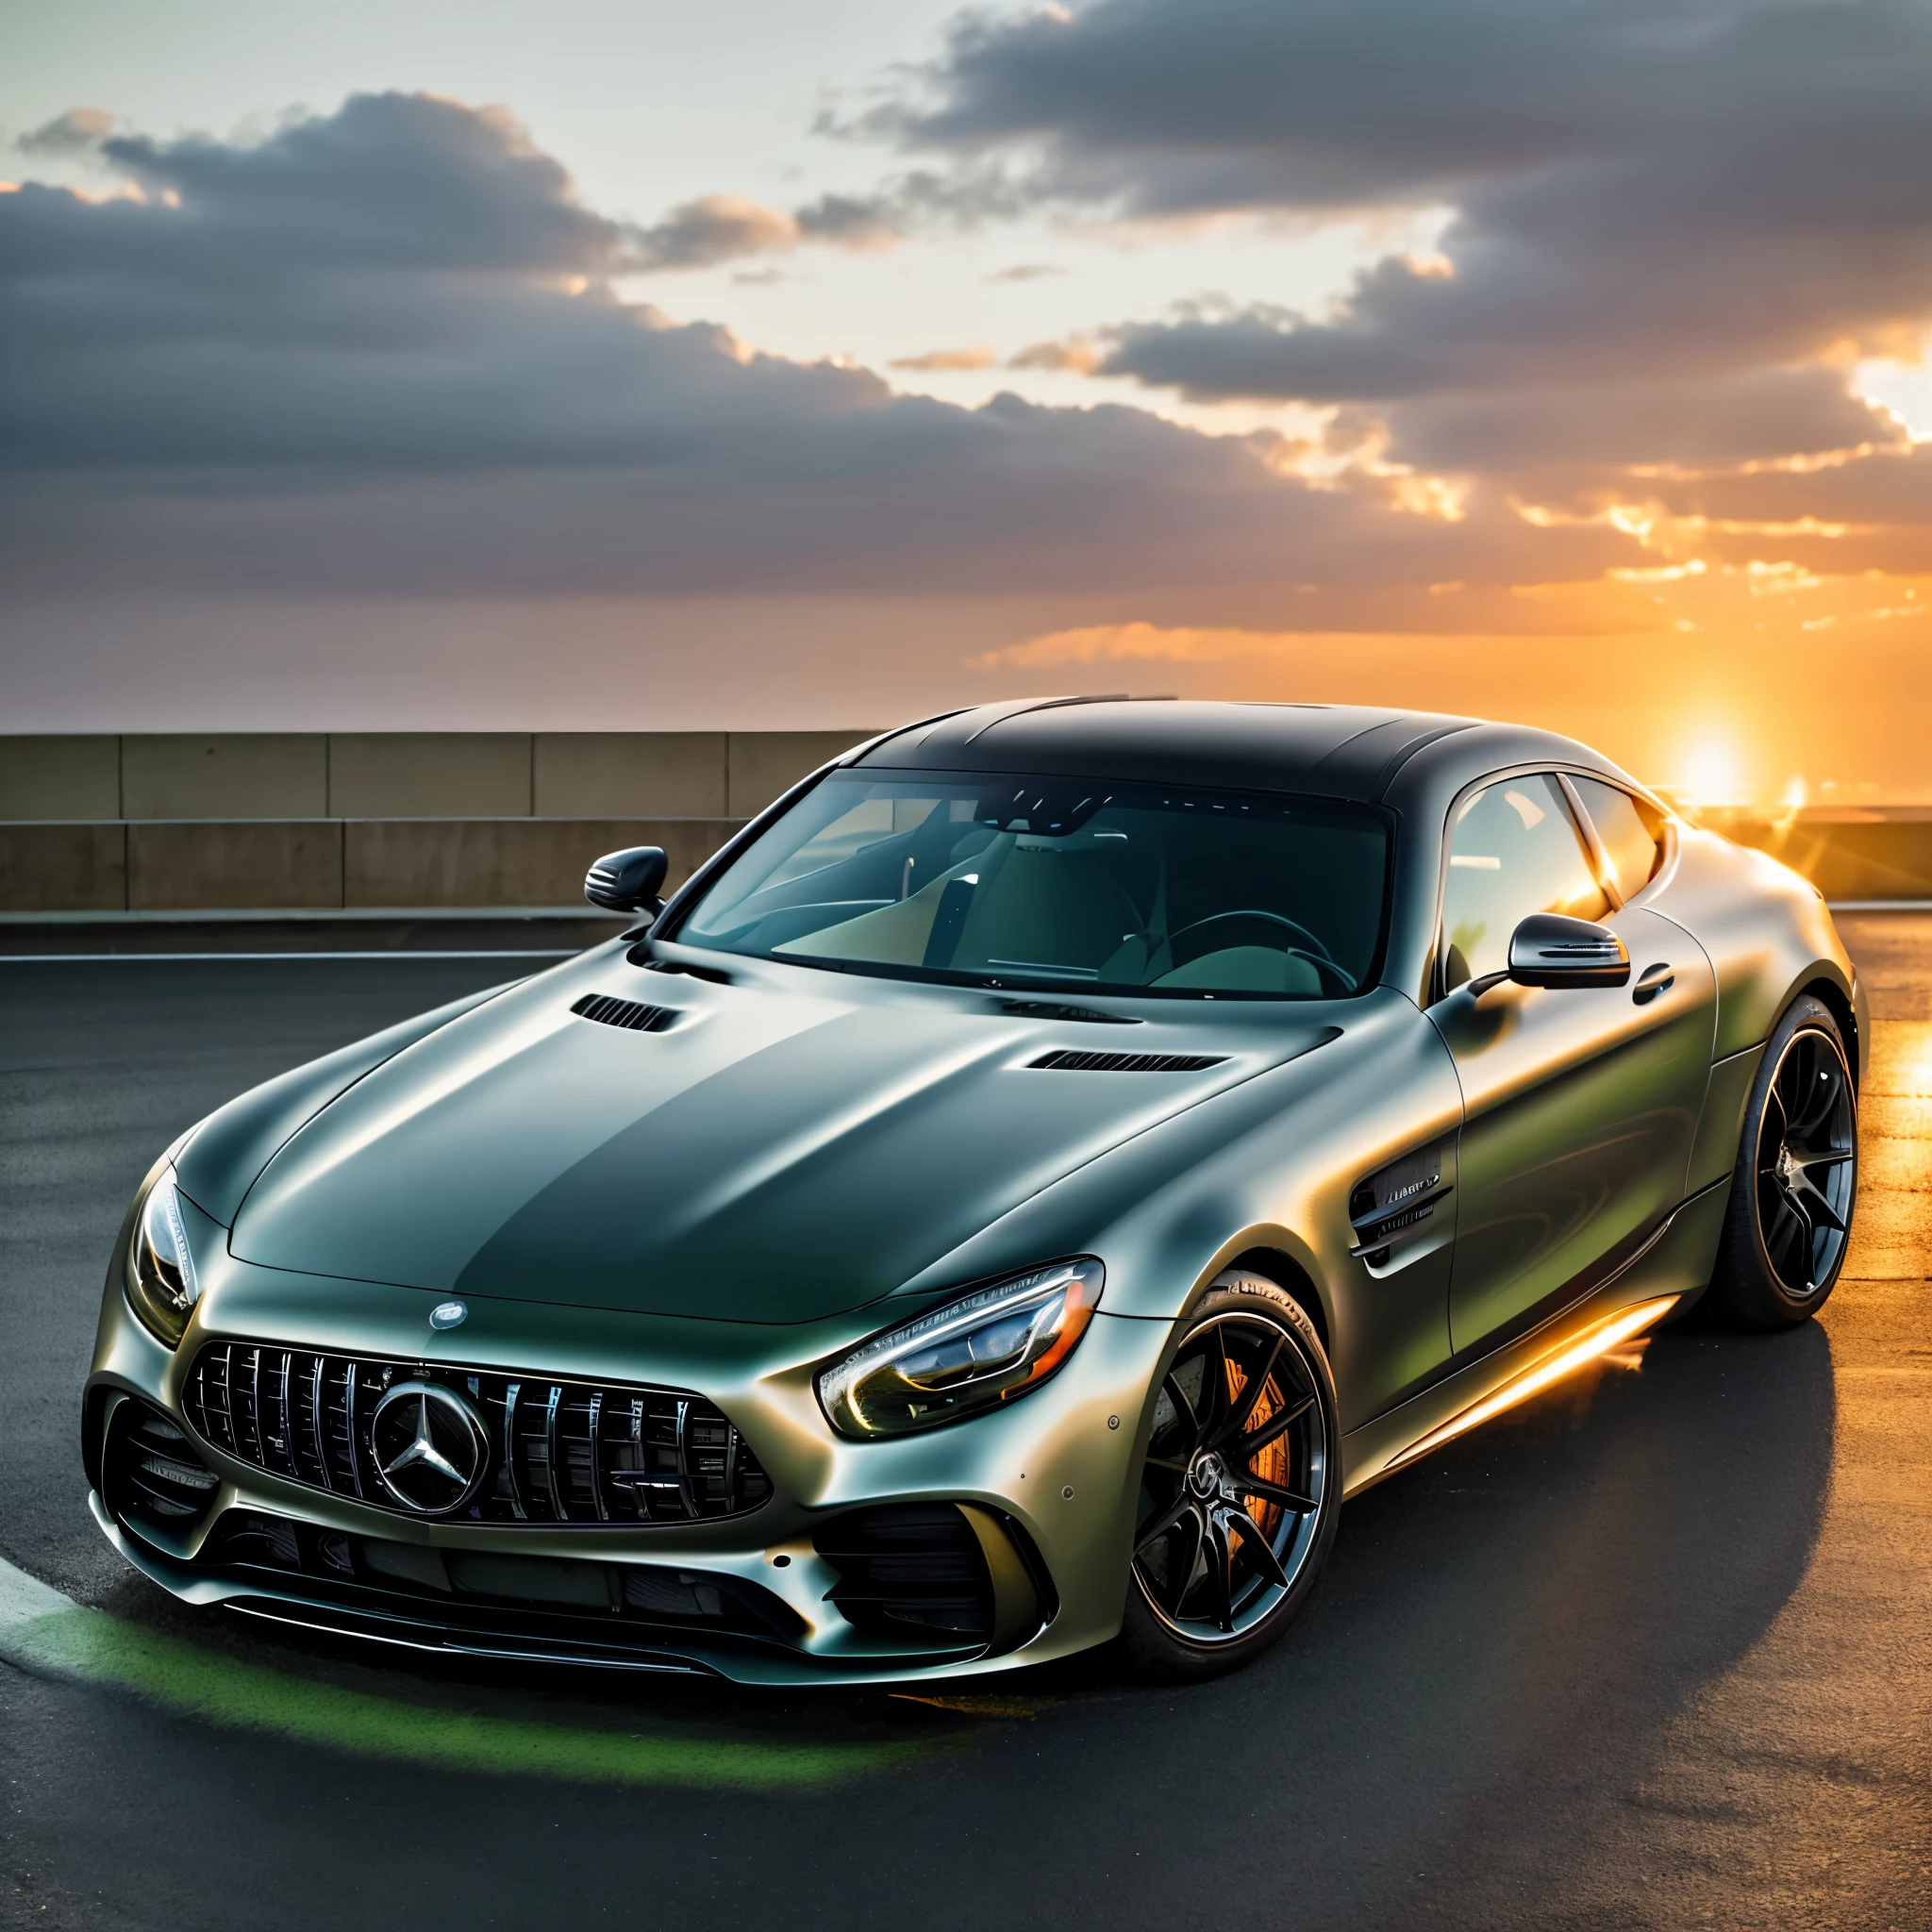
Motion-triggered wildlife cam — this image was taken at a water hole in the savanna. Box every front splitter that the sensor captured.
[88,1492,1012,1687]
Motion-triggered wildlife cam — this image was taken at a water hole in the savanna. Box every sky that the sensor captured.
[4,0,1932,800]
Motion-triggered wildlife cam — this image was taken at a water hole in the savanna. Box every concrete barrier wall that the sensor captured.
[0,822,127,912]
[9,733,1929,911]
[0,731,876,911]
[0,818,746,911]
[0,731,876,823]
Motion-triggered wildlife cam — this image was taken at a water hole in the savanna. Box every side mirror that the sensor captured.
[1467,912,1630,996]
[585,845,668,914]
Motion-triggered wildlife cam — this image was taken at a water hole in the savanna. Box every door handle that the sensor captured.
[1633,962,1674,1006]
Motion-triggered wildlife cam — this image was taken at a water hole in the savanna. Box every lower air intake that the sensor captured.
[813,1504,993,1641]
[103,1398,220,1536]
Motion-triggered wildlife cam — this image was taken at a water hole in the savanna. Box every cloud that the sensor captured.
[1365,369,1909,476]
[0,90,1643,604]
[792,190,905,251]
[19,108,118,155]
[622,168,1024,274]
[1009,337,1104,375]
[633,193,797,270]
[890,345,998,371]
[628,187,914,272]
[859,0,1932,474]
[976,621,1291,667]
[985,262,1066,283]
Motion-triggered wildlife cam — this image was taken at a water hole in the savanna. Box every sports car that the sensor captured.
[85,698,1864,1682]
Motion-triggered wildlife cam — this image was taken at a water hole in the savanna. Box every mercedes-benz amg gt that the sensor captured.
[85,700,1862,1682]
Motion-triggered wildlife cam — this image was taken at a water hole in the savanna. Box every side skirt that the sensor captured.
[1340,1177,1732,1497]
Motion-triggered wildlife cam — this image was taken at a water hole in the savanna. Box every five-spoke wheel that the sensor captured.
[1707,993,1858,1329]
[1120,1277,1339,1676]
[1755,1024,1856,1299]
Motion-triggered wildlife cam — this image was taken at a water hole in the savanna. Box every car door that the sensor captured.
[1428,771,1716,1356]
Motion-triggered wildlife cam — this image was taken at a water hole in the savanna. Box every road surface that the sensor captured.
[3,922,1927,1929]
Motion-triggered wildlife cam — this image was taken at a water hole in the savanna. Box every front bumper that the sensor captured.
[86,1244,1174,1686]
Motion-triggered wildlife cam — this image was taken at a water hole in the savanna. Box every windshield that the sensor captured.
[671,770,1391,998]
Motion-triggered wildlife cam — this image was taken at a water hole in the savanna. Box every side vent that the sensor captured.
[1029,1049,1227,1074]
[1349,1142,1455,1266]
[570,993,672,1033]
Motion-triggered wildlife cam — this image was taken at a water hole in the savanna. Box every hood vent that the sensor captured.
[1029,1048,1227,1074]
[571,993,673,1033]
[999,1000,1141,1026]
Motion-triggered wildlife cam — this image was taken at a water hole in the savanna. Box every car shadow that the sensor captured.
[52,1312,1835,1931]
[1016,1314,1839,1924]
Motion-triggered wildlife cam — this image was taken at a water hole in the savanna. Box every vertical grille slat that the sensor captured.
[587,1391,608,1524]
[275,1351,296,1478]
[541,1384,565,1523]
[180,1342,771,1525]
[241,1347,264,1468]
[304,1355,329,1490]
[502,1381,529,1520]
[338,1359,365,1498]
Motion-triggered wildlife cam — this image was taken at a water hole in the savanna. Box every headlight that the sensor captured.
[817,1257,1104,1440]
[125,1169,201,1348]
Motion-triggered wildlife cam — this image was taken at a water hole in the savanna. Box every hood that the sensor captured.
[228,963,1329,1323]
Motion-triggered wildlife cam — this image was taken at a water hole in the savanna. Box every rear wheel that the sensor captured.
[1703,995,1857,1330]
[1118,1274,1341,1680]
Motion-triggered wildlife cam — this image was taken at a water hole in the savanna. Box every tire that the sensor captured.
[1117,1273,1341,1681]
[1702,994,1857,1331]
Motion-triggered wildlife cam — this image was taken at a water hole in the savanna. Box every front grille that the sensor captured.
[814,1504,993,1641]
[182,1342,772,1525]
[1030,1048,1227,1074]
[103,1398,220,1535]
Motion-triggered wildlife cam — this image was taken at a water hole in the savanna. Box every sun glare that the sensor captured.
[1681,741,1744,808]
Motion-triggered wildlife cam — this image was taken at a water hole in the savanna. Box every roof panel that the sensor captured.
[856,699,1482,802]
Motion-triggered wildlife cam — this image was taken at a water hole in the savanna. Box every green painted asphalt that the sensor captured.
[0,1564,927,1790]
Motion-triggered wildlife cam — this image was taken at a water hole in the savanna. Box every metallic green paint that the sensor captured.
[82,701,1869,1684]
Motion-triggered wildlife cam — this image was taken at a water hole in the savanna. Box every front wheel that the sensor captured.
[1703,994,1857,1330]
[1117,1274,1341,1680]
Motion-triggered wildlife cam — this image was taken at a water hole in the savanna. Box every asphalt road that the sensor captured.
[3,926,1928,1930]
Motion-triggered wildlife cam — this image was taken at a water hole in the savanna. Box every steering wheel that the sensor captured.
[1159,910,1357,992]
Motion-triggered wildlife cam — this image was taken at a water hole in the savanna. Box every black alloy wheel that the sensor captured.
[1756,1027,1857,1296]
[1707,994,1858,1329]
[1119,1277,1339,1678]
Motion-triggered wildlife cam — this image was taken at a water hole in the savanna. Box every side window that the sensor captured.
[1441,774,1610,988]
[1570,775,1665,904]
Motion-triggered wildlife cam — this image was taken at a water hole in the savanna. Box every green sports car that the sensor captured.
[85,699,1864,1682]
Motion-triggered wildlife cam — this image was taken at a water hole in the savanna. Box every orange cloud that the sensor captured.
[1008,337,1104,375]
[889,346,998,372]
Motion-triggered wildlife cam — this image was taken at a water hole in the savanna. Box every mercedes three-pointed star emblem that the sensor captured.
[368,1380,490,1514]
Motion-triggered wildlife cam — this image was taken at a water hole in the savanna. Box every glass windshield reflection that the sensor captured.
[673,771,1391,998]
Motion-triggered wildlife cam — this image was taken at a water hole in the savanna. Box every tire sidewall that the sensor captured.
[1722,995,1857,1324]
[1117,1274,1341,1680]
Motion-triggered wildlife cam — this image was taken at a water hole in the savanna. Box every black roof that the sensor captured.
[854,698,1492,804]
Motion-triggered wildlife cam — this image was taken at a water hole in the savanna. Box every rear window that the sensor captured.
[1571,776,1666,902]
